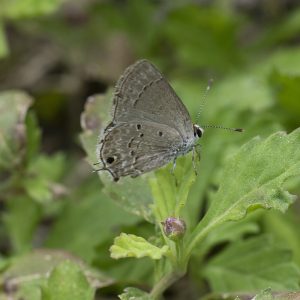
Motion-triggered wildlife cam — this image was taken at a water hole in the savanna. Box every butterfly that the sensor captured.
[96,60,242,181]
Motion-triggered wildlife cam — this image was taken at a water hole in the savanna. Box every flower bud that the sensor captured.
[161,217,186,240]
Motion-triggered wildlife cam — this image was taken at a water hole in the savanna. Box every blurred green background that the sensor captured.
[0,0,300,299]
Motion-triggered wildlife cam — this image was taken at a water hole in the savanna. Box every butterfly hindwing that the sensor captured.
[99,121,183,180]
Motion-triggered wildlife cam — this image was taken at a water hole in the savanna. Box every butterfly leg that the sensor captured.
[170,157,179,186]
[192,146,199,176]
[195,144,201,161]
[93,166,119,182]
[171,157,177,174]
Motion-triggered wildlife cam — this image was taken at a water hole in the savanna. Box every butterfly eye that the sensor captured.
[196,128,203,138]
[194,125,204,138]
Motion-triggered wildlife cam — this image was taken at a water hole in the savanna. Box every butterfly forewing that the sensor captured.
[112,60,194,138]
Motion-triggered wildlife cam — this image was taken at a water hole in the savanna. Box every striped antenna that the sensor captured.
[195,78,214,124]
[202,125,244,132]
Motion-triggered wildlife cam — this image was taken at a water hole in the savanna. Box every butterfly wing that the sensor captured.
[99,121,183,181]
[111,60,194,139]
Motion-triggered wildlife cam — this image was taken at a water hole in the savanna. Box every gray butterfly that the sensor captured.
[96,60,236,182]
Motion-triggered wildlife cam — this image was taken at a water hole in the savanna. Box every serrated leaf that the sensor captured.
[202,289,300,300]
[254,289,275,300]
[255,289,300,300]
[1,249,113,293]
[93,229,154,285]
[110,233,168,260]
[80,93,154,222]
[119,287,152,300]
[203,236,300,292]
[188,129,300,253]
[41,260,94,300]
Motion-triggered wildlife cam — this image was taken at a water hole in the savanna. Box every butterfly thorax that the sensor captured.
[175,124,204,157]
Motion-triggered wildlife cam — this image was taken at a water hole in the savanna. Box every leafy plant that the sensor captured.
[1,1,300,299]
[80,81,300,298]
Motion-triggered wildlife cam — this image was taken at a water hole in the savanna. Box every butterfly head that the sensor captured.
[193,124,204,138]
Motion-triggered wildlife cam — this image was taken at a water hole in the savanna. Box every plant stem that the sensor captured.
[150,270,184,300]
[151,238,187,299]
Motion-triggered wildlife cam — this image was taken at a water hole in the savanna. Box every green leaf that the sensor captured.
[3,196,41,253]
[255,289,300,300]
[270,70,300,122]
[0,90,33,170]
[41,260,94,300]
[199,219,260,258]
[188,129,300,254]
[80,93,154,222]
[0,23,8,58]
[25,111,41,163]
[255,289,275,300]
[94,235,154,285]
[0,280,44,300]
[80,95,111,166]
[149,154,196,222]
[1,249,113,295]
[263,211,300,267]
[202,289,300,300]
[0,248,112,300]
[203,236,300,292]
[110,233,168,260]
[23,153,67,204]
[255,48,300,76]
[119,287,152,300]
[204,75,273,115]
[171,78,281,229]
[0,0,66,19]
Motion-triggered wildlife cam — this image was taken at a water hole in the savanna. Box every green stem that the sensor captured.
[151,234,187,299]
[150,270,184,300]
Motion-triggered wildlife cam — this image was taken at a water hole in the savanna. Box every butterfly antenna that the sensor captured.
[202,125,244,132]
[195,78,214,124]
